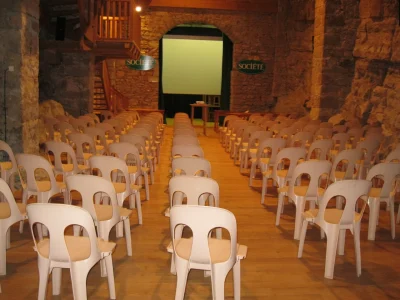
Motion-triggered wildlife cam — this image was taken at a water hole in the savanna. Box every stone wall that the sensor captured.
[338,0,400,138]
[309,0,360,120]
[0,0,40,153]
[108,8,277,112]
[272,0,315,115]
[39,50,94,117]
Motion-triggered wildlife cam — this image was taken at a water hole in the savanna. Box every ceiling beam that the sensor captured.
[149,0,278,13]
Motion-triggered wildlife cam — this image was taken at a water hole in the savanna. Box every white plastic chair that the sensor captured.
[168,205,247,299]
[0,178,27,275]
[261,147,306,203]
[306,139,333,161]
[172,135,199,146]
[171,157,211,178]
[109,142,150,201]
[298,180,371,279]
[66,175,133,257]
[89,155,142,225]
[239,130,272,173]
[171,145,204,158]
[276,160,332,239]
[365,162,400,240]
[45,141,90,179]
[67,132,97,166]
[0,141,18,191]
[355,138,381,179]
[27,203,116,300]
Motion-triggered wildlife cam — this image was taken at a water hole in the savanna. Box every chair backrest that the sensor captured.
[171,145,204,158]
[96,123,116,140]
[272,147,307,186]
[0,178,22,227]
[307,139,333,161]
[303,124,319,134]
[247,131,272,149]
[320,122,333,128]
[128,127,151,140]
[332,133,350,152]
[170,205,237,266]
[315,127,333,140]
[172,157,211,177]
[84,127,108,148]
[332,124,347,134]
[290,131,313,148]
[276,127,295,141]
[330,149,361,181]
[103,119,125,134]
[169,176,219,207]
[257,138,286,166]
[101,110,114,120]
[289,160,332,199]
[16,154,59,194]
[172,135,199,146]
[66,175,120,225]
[316,180,371,226]
[79,116,95,127]
[108,142,142,173]
[70,118,88,132]
[240,125,261,143]
[0,140,18,176]
[222,115,240,128]
[385,148,400,162]
[366,162,400,198]
[68,133,96,159]
[27,203,100,266]
[347,128,364,148]
[174,128,197,137]
[56,121,76,143]
[45,141,79,174]
[356,138,381,167]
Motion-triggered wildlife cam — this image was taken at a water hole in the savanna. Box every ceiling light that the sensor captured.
[135,6,142,12]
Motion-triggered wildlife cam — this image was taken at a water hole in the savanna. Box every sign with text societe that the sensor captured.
[126,55,156,71]
[237,59,266,75]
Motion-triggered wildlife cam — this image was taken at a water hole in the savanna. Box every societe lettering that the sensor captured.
[238,63,265,70]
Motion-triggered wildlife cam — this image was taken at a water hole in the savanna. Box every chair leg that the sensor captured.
[337,229,346,255]
[70,266,89,300]
[211,268,229,300]
[336,196,344,209]
[52,267,62,295]
[37,257,50,300]
[261,176,267,204]
[390,198,396,239]
[104,255,116,299]
[367,199,380,241]
[297,219,309,258]
[233,260,241,300]
[174,263,189,300]
[135,193,143,225]
[354,222,362,277]
[397,203,400,224]
[275,193,284,226]
[144,173,150,201]
[0,230,7,276]
[324,230,339,279]
[123,218,133,256]
[294,200,305,240]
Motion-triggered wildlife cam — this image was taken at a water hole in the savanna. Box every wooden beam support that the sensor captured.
[149,0,278,13]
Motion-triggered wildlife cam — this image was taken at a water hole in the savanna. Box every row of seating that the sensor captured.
[166,112,247,299]
[218,113,400,279]
[0,110,165,298]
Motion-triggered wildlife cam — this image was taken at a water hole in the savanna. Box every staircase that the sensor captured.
[93,63,109,112]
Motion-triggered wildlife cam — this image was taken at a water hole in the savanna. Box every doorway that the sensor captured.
[158,24,233,121]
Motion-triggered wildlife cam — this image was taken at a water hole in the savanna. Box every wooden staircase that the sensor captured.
[93,60,130,114]
[93,64,109,112]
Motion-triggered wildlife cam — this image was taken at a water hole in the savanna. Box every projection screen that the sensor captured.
[162,35,223,95]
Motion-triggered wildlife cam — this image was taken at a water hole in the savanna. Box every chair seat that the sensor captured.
[83,153,93,160]
[259,157,270,165]
[167,238,247,263]
[278,186,325,198]
[0,202,26,219]
[128,165,139,174]
[0,162,12,171]
[36,181,66,192]
[303,208,362,224]
[36,236,116,261]
[94,204,132,221]
[262,169,287,178]
[62,163,89,173]
[113,182,141,193]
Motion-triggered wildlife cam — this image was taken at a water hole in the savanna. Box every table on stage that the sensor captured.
[190,103,209,136]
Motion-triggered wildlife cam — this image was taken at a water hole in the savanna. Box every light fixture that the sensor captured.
[135,6,142,12]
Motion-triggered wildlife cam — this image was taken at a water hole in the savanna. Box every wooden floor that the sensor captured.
[2,126,400,299]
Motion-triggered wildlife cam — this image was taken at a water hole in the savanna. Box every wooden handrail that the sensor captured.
[100,61,129,113]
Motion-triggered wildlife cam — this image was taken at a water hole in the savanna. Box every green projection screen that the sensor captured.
[162,36,223,95]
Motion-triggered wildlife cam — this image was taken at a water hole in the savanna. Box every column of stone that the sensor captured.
[0,0,40,153]
[310,0,359,120]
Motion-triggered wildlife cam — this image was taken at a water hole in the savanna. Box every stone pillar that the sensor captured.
[310,0,359,120]
[0,0,40,153]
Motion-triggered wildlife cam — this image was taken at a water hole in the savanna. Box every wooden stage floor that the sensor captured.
[2,126,400,299]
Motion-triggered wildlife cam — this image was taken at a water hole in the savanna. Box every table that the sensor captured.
[213,110,253,132]
[190,103,209,136]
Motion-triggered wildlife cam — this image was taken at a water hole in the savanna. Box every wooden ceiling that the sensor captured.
[149,0,278,13]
